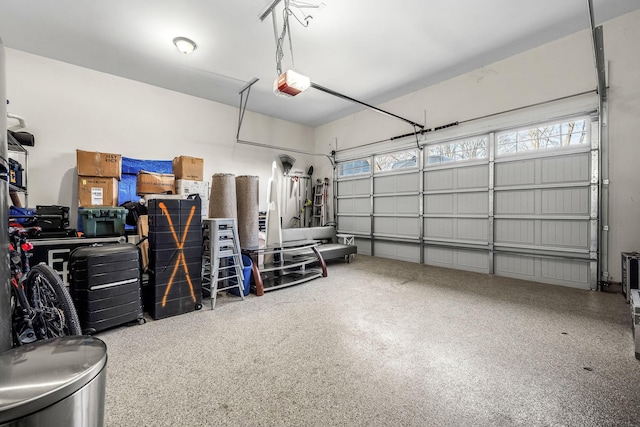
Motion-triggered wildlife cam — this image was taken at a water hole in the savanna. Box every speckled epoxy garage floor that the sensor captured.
[97,255,640,426]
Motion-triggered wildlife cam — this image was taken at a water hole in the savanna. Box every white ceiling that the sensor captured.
[0,0,639,128]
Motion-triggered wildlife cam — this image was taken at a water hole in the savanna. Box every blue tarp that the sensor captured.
[120,156,173,175]
[118,156,173,231]
[118,156,173,205]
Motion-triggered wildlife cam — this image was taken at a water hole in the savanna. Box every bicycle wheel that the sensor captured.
[26,263,82,340]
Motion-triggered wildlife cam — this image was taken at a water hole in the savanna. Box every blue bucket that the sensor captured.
[228,254,252,297]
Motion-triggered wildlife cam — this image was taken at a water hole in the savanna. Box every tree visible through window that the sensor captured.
[427,137,488,165]
[497,118,588,156]
[375,150,417,172]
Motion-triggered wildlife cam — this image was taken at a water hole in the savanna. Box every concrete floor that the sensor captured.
[98,255,640,426]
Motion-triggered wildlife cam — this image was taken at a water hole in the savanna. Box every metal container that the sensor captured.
[0,336,108,426]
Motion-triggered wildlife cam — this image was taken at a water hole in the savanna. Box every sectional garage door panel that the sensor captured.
[541,154,590,184]
[424,169,455,191]
[495,153,590,187]
[494,188,589,216]
[494,191,535,215]
[355,238,372,256]
[337,216,370,235]
[458,192,490,215]
[375,241,421,263]
[337,178,370,197]
[494,219,535,245]
[424,246,490,274]
[540,220,589,249]
[494,219,590,251]
[374,195,420,215]
[425,194,454,215]
[423,163,490,263]
[424,218,489,243]
[425,192,489,216]
[541,188,589,215]
[375,172,420,194]
[374,217,420,238]
[337,197,370,215]
[540,258,590,287]
[424,164,489,191]
[495,160,536,186]
[494,253,590,289]
[495,253,535,277]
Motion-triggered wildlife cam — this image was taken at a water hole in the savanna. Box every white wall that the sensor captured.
[605,10,640,283]
[5,48,315,226]
[314,10,640,282]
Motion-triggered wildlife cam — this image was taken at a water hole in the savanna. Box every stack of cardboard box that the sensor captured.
[77,150,122,207]
[172,156,209,217]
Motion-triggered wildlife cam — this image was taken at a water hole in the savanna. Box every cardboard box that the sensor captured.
[175,179,210,200]
[172,156,204,181]
[136,170,175,195]
[78,176,119,207]
[77,150,122,180]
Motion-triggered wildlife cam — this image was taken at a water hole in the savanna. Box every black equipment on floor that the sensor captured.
[146,197,202,319]
[69,243,144,333]
[622,252,640,302]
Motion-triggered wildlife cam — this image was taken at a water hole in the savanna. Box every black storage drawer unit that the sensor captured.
[69,243,144,333]
[36,205,70,231]
[146,197,202,320]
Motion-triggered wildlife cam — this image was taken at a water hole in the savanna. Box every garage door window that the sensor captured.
[497,117,588,156]
[426,136,488,165]
[337,158,371,177]
[374,149,418,172]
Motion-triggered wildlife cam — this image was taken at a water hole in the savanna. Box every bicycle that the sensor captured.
[8,225,82,346]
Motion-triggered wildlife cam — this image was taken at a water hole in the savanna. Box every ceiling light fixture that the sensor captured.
[173,37,197,54]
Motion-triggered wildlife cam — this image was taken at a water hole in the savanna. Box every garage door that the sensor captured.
[492,117,597,288]
[336,159,372,255]
[335,114,598,289]
[423,144,491,274]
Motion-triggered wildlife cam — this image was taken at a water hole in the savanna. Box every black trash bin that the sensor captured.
[0,336,107,427]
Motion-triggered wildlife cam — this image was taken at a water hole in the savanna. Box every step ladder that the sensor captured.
[203,218,245,309]
[312,179,329,227]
